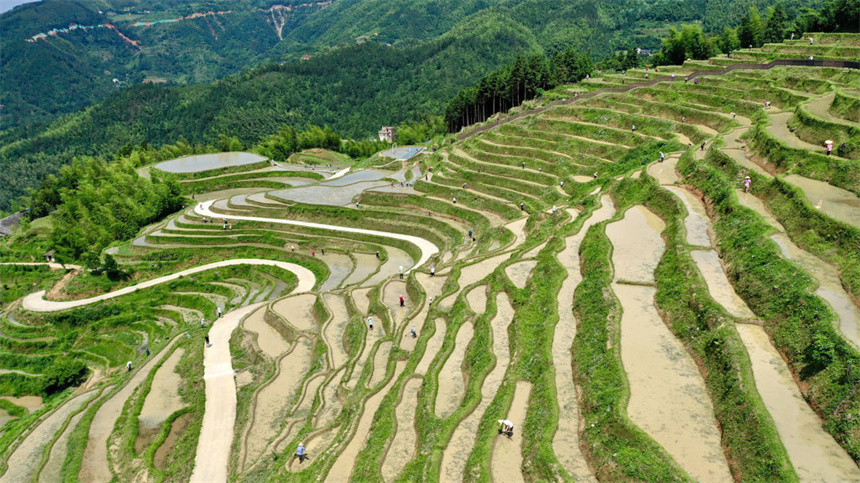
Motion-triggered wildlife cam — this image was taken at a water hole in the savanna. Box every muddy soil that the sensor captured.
[606,206,666,283]
[322,294,350,369]
[139,348,186,430]
[737,324,860,481]
[369,341,393,388]
[380,377,423,482]
[504,260,537,289]
[326,361,407,482]
[272,294,318,332]
[435,322,474,418]
[441,294,513,482]
[691,250,754,319]
[243,306,290,358]
[343,253,379,287]
[241,338,313,469]
[366,247,414,286]
[466,285,488,316]
[784,174,860,229]
[665,186,712,247]
[154,412,192,471]
[490,381,532,483]
[416,319,447,375]
[319,253,354,292]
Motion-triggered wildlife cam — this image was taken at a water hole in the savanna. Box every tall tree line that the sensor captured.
[444,49,593,133]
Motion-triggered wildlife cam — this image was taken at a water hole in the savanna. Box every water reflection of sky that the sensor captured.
[154,152,266,173]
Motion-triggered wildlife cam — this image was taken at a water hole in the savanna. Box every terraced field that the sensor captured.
[1,33,860,482]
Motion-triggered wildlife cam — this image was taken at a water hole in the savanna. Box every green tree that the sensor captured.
[737,6,765,48]
[718,26,741,53]
[41,358,89,396]
[764,4,789,43]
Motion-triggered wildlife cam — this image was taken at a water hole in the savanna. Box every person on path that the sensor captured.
[469,230,473,239]
[809,37,814,45]
[399,266,404,279]
[376,251,380,259]
[291,245,295,252]
[127,361,133,372]
[593,172,598,179]
[411,327,417,338]
[520,202,525,211]
[684,76,689,83]
[462,183,466,189]
[368,317,374,331]
[430,265,435,277]
[312,250,315,257]
[453,197,456,204]
[145,347,150,356]
[217,305,222,318]
[694,78,698,85]
[700,141,706,151]
[498,419,514,438]
[399,295,405,307]
[560,180,564,187]
[659,151,665,162]
[551,205,557,214]
[201,318,206,328]
[205,334,211,347]
[356,201,360,208]
[743,176,752,193]
[522,162,525,169]
[732,112,737,118]
[826,142,833,155]
[297,443,307,463]
[632,124,636,132]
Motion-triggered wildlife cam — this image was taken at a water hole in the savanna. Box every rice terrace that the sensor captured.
[2,32,860,483]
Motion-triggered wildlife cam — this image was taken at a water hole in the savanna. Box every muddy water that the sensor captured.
[139,348,186,430]
[345,313,384,391]
[381,378,423,482]
[316,368,347,428]
[490,381,532,483]
[665,187,712,247]
[735,190,784,230]
[292,373,324,419]
[784,174,860,229]
[384,280,409,333]
[1,395,43,412]
[435,322,474,418]
[553,199,615,481]
[466,285,488,315]
[369,341,393,388]
[737,325,860,481]
[154,152,266,173]
[287,428,337,472]
[606,206,666,283]
[441,294,513,482]
[243,306,290,358]
[573,175,594,183]
[322,294,350,369]
[366,247,414,286]
[440,253,509,312]
[771,234,860,347]
[2,391,97,483]
[646,155,681,185]
[343,254,379,287]
[327,361,407,482]
[691,250,754,319]
[416,319,447,375]
[272,294,318,332]
[505,218,529,249]
[608,205,730,482]
[320,253,354,292]
[505,261,537,289]
[523,241,547,259]
[614,284,732,482]
[210,282,246,305]
[351,287,372,315]
[79,336,182,482]
[38,405,90,483]
[242,338,313,469]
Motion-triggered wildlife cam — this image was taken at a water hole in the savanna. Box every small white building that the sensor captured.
[378,126,396,142]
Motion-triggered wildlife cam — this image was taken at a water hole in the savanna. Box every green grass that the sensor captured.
[681,146,860,463]
[830,90,860,123]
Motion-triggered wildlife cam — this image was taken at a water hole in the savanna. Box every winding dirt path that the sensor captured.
[195,201,438,271]
[22,259,315,312]
[190,259,314,483]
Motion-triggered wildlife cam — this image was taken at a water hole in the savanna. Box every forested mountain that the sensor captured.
[0,0,822,211]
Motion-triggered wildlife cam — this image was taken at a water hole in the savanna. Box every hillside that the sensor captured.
[0,32,859,482]
[0,0,824,212]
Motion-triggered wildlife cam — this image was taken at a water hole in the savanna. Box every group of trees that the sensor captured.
[444,48,593,132]
[255,124,391,162]
[30,157,184,262]
[653,0,859,65]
